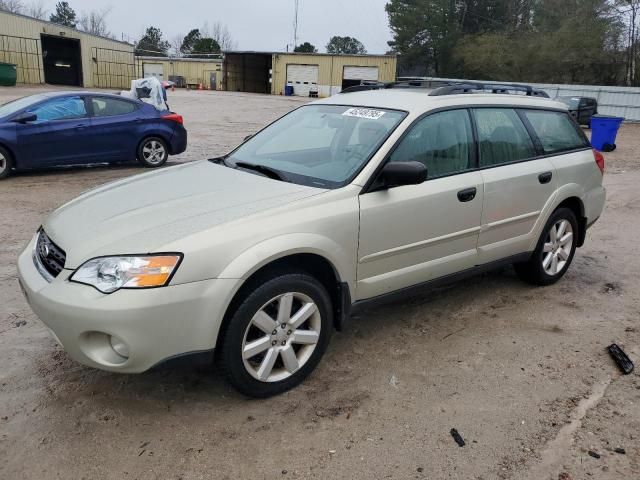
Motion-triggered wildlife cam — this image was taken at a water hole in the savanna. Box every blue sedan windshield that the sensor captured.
[0,95,47,119]
[227,105,407,188]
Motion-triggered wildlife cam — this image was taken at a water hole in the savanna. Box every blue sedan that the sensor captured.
[0,91,187,179]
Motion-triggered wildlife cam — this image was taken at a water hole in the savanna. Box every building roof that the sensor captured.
[0,9,133,47]
[223,50,396,58]
[135,55,222,63]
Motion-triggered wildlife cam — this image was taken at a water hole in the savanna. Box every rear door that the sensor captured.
[357,109,483,300]
[88,96,143,161]
[17,95,92,167]
[474,108,557,264]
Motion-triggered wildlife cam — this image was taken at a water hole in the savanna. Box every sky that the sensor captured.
[36,0,393,54]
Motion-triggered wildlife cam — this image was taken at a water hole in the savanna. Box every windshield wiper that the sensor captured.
[234,162,286,181]
[208,155,229,166]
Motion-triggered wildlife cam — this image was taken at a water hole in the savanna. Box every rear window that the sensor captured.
[557,97,580,109]
[522,110,589,154]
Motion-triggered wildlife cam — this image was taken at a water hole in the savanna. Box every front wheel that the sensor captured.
[219,273,333,398]
[515,208,579,286]
[137,137,169,168]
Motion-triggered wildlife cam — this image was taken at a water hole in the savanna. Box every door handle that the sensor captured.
[538,172,553,184]
[457,187,477,203]
[75,124,88,130]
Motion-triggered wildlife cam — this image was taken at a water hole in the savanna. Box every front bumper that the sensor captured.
[17,234,238,373]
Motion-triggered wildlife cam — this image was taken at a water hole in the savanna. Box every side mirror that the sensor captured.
[379,161,427,188]
[13,112,37,124]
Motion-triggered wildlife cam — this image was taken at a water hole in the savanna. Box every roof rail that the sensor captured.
[428,81,549,98]
[339,79,550,98]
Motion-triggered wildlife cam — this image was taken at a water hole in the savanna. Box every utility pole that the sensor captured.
[293,0,300,50]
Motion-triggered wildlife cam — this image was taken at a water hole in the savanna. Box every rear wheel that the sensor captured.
[515,208,578,286]
[137,137,169,168]
[0,146,14,180]
[219,273,333,398]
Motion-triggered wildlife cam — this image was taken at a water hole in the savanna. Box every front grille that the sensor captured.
[36,230,66,278]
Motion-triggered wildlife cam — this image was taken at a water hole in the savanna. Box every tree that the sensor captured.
[49,1,76,28]
[180,29,201,55]
[192,37,221,57]
[326,36,367,54]
[26,0,47,19]
[294,42,318,53]
[386,0,461,77]
[169,34,184,57]
[135,26,170,57]
[77,7,111,37]
[208,21,236,51]
[0,0,24,14]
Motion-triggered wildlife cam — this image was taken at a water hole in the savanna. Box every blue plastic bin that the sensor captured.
[590,115,624,152]
[284,85,294,96]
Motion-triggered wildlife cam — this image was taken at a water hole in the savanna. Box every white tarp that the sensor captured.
[121,77,168,111]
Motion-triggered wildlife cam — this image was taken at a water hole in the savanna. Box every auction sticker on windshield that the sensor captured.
[342,108,386,120]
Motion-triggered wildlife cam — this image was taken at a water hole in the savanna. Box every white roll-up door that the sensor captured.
[343,66,379,81]
[143,63,164,80]
[286,64,319,96]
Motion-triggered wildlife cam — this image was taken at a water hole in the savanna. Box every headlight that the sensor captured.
[70,254,182,294]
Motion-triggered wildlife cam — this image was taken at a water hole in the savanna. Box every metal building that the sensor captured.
[224,51,397,97]
[135,56,223,90]
[0,10,135,89]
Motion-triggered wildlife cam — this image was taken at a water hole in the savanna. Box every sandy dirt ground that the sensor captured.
[0,86,639,480]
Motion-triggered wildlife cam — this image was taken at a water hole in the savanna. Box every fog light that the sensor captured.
[109,335,130,359]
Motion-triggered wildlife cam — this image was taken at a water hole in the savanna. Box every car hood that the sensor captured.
[43,161,326,268]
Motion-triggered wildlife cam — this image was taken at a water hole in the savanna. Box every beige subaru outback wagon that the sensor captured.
[18,82,606,397]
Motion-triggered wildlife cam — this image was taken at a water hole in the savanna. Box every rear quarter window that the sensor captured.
[522,110,589,154]
[91,97,138,117]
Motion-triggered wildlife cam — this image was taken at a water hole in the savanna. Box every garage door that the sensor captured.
[343,66,379,81]
[143,63,164,80]
[286,64,319,97]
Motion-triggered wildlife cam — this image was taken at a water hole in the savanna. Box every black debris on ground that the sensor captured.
[450,428,465,447]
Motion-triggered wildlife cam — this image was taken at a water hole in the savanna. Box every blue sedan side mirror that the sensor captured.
[13,112,37,124]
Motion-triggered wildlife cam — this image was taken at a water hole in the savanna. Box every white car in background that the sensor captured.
[18,82,606,397]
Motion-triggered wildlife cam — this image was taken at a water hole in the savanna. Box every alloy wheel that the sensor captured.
[0,152,6,175]
[142,140,166,165]
[242,292,321,383]
[542,219,573,276]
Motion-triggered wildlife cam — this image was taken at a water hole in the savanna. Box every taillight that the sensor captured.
[162,113,183,125]
[593,149,605,174]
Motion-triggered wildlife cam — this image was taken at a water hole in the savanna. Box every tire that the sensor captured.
[137,137,169,168]
[0,145,14,180]
[515,207,579,286]
[219,273,333,398]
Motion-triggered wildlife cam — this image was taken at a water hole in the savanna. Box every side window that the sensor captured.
[474,108,536,167]
[28,96,87,122]
[91,97,138,117]
[522,110,589,154]
[389,109,473,178]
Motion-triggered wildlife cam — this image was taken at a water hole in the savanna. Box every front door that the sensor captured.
[357,109,483,300]
[17,95,92,167]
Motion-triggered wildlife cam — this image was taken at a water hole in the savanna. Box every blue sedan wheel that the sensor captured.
[0,146,13,179]
[137,137,169,168]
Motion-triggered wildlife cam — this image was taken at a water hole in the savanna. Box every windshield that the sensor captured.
[226,104,407,188]
[556,97,580,109]
[0,95,46,119]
